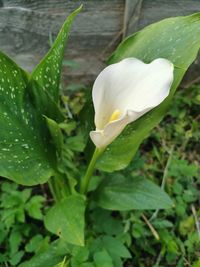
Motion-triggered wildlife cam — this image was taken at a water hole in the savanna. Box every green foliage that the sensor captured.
[0,52,56,185]
[54,257,68,267]
[93,249,114,267]
[0,181,49,266]
[19,239,70,267]
[45,116,64,157]
[1,84,199,267]
[44,195,86,246]
[91,235,131,265]
[96,13,200,172]
[31,6,82,103]
[120,85,200,266]
[96,175,173,210]
[0,7,82,186]
[0,182,45,229]
[0,7,199,267]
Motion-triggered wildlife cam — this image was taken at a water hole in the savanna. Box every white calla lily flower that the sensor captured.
[90,58,174,148]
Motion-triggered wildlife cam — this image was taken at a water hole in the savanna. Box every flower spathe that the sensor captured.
[90,58,174,148]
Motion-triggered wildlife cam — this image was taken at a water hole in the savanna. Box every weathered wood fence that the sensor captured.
[0,0,200,86]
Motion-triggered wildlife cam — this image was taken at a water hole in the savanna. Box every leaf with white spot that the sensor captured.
[0,7,81,185]
[28,79,64,123]
[31,6,82,103]
[0,52,56,185]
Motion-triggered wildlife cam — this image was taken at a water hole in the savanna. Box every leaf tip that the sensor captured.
[78,4,83,11]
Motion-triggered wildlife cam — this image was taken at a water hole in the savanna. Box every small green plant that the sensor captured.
[0,181,50,266]
[0,6,199,267]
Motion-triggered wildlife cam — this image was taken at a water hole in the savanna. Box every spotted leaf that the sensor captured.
[0,52,56,185]
[0,7,81,185]
[31,6,82,103]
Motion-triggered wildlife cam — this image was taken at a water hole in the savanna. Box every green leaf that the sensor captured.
[28,79,64,123]
[31,6,82,103]
[44,195,86,246]
[25,235,44,253]
[9,251,24,266]
[0,7,82,185]
[65,135,85,152]
[96,13,200,172]
[45,116,64,157]
[192,259,200,267]
[19,239,69,267]
[25,195,45,220]
[79,264,95,267]
[27,7,83,123]
[91,235,131,267]
[91,208,123,235]
[25,7,82,124]
[96,176,173,210]
[9,229,22,255]
[168,157,198,178]
[93,249,114,267]
[0,52,56,185]
[54,256,68,267]
[71,246,90,266]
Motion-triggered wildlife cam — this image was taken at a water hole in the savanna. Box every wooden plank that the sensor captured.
[0,0,124,84]
[1,1,200,86]
[125,0,200,35]
[124,0,143,37]
[124,0,200,85]
[137,0,200,30]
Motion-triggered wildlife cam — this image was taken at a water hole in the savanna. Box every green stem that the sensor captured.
[80,147,104,194]
[55,172,70,197]
[48,173,70,202]
[48,179,59,202]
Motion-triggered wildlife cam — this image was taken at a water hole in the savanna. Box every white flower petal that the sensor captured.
[90,57,174,148]
[118,58,174,112]
[92,58,173,130]
[90,110,137,148]
[90,122,125,149]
